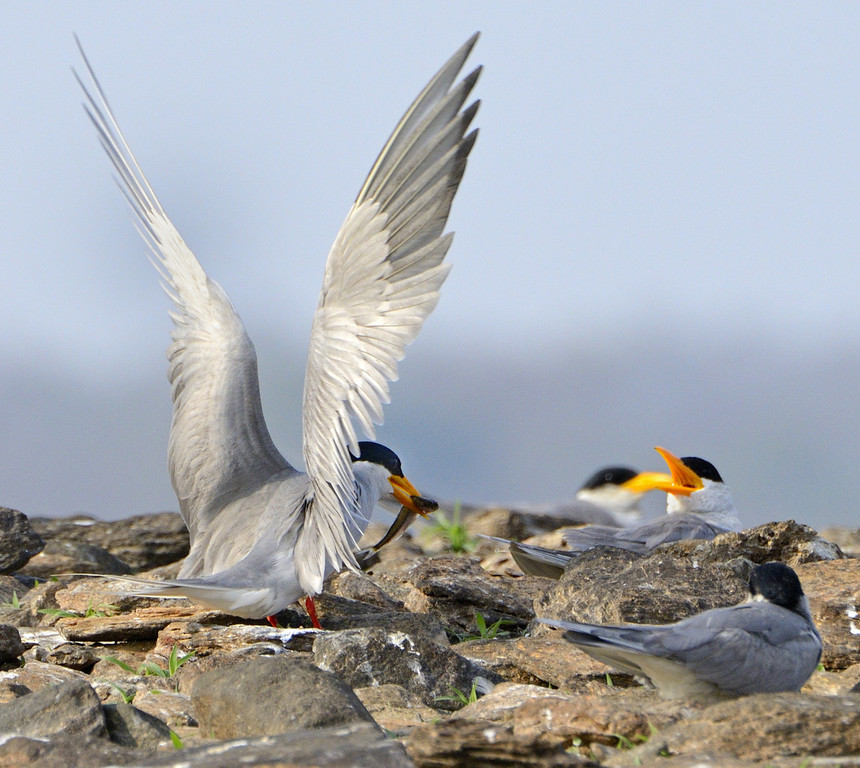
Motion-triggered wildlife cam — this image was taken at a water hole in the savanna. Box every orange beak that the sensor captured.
[620,447,704,496]
[388,474,438,517]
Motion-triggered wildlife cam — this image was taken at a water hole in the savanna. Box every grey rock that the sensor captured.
[406,718,597,767]
[427,503,574,551]
[29,512,189,571]
[404,554,547,634]
[191,655,378,738]
[820,525,860,557]
[153,619,321,659]
[43,643,98,672]
[660,520,844,565]
[0,659,91,692]
[356,529,426,578]
[328,570,406,610]
[125,723,413,768]
[533,547,748,631]
[0,508,44,574]
[313,626,503,711]
[456,684,686,753]
[604,693,860,766]
[298,592,388,627]
[312,601,450,643]
[447,682,558,724]
[805,663,860,696]
[354,683,442,733]
[0,624,26,664]
[20,540,132,579]
[0,678,106,740]
[55,605,201,643]
[103,701,172,749]
[0,575,27,604]
[456,636,635,693]
[0,734,140,768]
[0,680,30,705]
[131,688,196,728]
[55,577,170,615]
[796,558,860,670]
[3,579,68,628]
[0,576,32,628]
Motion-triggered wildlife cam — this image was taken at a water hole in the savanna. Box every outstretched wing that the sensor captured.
[76,41,294,542]
[297,35,481,592]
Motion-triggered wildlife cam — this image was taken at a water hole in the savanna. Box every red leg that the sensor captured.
[266,615,279,628]
[304,595,322,629]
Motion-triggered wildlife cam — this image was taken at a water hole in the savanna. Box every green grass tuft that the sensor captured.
[426,503,476,553]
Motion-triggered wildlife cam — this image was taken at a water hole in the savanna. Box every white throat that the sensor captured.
[666,479,742,530]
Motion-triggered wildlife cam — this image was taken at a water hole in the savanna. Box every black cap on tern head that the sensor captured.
[679,457,723,484]
[350,441,404,477]
[580,466,639,491]
[749,562,805,611]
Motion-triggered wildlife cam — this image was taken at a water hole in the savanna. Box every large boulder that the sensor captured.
[191,655,378,739]
[0,508,44,574]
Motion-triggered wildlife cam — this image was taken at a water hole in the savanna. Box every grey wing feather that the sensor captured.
[75,42,294,544]
[298,36,480,593]
[562,514,730,554]
[639,515,730,549]
[477,534,574,579]
[562,524,639,553]
[509,541,574,579]
[495,511,733,578]
[539,618,670,677]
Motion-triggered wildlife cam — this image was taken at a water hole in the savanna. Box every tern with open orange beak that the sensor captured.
[74,35,479,625]
[491,448,742,579]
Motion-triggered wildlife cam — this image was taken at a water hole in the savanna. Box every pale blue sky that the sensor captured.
[2,3,859,528]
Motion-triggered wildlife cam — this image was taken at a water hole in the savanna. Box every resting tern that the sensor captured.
[540,562,822,700]
[527,465,645,527]
[75,35,480,623]
[503,447,742,578]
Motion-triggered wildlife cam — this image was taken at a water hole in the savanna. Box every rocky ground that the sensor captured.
[0,504,857,767]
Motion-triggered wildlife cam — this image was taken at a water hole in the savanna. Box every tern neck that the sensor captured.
[666,480,741,530]
[352,460,393,522]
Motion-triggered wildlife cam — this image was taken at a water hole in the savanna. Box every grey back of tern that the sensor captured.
[540,562,822,701]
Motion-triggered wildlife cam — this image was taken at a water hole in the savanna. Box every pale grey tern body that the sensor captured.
[540,562,822,701]
[509,466,645,528]
[503,448,742,578]
[76,35,480,621]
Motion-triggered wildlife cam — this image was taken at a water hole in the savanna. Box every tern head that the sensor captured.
[748,562,807,613]
[622,447,739,524]
[576,466,643,525]
[350,441,438,517]
[579,466,640,491]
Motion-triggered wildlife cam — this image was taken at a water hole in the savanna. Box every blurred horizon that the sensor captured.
[5,330,859,529]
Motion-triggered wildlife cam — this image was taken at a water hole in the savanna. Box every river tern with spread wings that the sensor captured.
[75,35,480,623]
